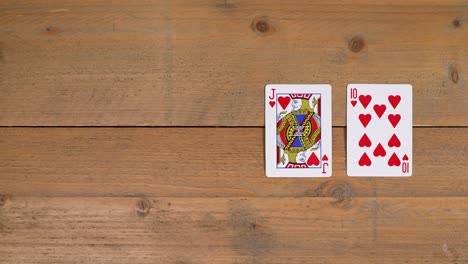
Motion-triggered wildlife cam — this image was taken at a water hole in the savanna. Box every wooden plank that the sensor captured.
[1,127,466,197]
[1,0,467,126]
[0,196,467,263]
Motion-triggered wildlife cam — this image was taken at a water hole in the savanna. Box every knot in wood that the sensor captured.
[45,26,62,35]
[251,16,275,36]
[135,199,152,217]
[328,183,353,198]
[449,66,459,84]
[250,222,257,230]
[349,36,365,53]
[0,196,7,208]
[328,184,353,209]
[452,19,461,28]
[255,21,269,33]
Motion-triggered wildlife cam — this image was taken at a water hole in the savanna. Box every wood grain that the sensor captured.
[1,127,466,197]
[1,0,467,126]
[0,196,467,263]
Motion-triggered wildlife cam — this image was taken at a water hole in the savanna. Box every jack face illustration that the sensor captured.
[276,94,321,168]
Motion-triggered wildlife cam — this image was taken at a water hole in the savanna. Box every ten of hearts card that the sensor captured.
[346,84,412,177]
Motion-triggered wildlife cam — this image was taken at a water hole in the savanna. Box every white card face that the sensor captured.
[346,84,412,177]
[265,84,332,177]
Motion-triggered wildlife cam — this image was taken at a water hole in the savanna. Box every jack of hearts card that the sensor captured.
[347,84,412,177]
[265,84,332,177]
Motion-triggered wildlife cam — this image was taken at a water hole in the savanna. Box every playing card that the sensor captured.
[265,84,332,177]
[347,84,412,176]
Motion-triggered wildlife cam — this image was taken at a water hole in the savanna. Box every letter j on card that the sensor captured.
[347,84,412,177]
[265,84,332,177]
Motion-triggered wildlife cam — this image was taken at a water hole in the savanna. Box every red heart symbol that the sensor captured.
[269,101,275,108]
[278,96,291,110]
[373,104,386,118]
[388,134,401,148]
[358,152,372,167]
[388,153,401,167]
[307,152,320,166]
[373,143,386,157]
[402,154,409,161]
[359,95,372,109]
[322,154,328,161]
[388,114,401,128]
[351,100,357,107]
[358,133,372,147]
[359,114,372,128]
[388,95,401,109]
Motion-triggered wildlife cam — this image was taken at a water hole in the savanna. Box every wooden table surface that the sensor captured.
[1,1,467,263]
